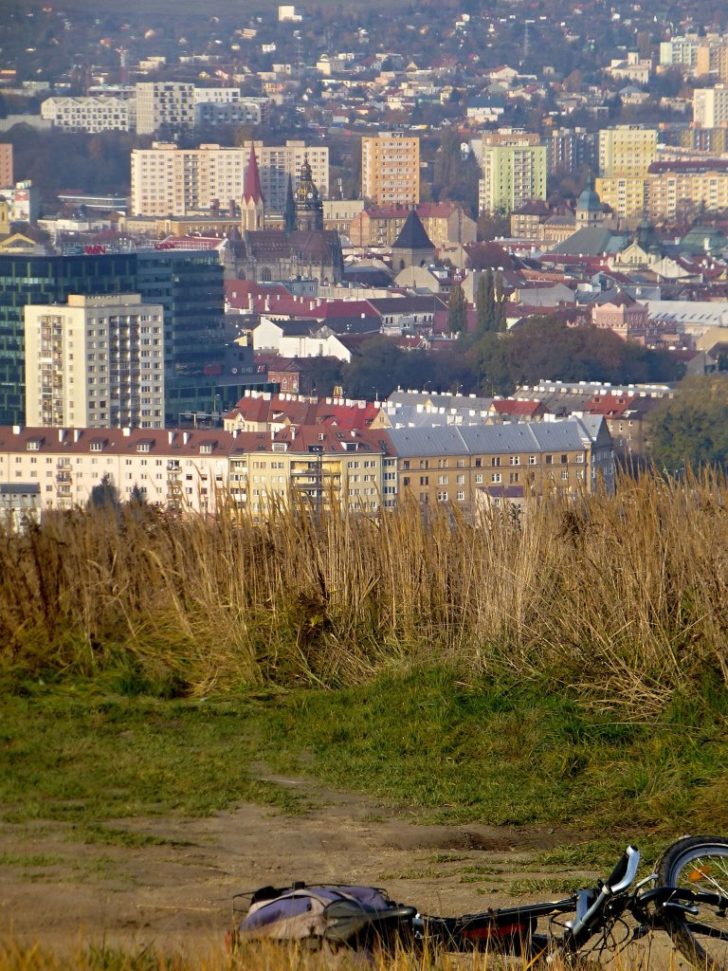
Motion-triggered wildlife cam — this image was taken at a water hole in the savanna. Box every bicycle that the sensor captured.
[232,835,728,968]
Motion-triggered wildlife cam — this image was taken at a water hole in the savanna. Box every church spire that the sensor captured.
[243,142,264,205]
[241,142,265,232]
[284,174,296,233]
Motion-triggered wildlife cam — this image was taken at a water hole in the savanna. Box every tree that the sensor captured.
[447,284,468,334]
[475,270,493,331]
[88,473,120,510]
[648,375,728,474]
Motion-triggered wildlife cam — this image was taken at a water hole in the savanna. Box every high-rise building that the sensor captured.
[135,82,195,135]
[693,86,728,128]
[0,250,224,426]
[130,141,329,215]
[0,144,13,186]
[478,140,547,214]
[361,133,420,206]
[598,126,658,178]
[547,128,598,176]
[24,294,165,429]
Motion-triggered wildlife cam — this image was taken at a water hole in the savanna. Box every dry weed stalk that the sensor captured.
[1,470,726,714]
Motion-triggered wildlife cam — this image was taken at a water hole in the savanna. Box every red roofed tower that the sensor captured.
[241,142,265,231]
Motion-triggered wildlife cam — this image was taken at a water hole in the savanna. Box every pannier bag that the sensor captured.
[235,882,418,949]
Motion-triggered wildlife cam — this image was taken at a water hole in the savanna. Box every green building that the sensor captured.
[478,143,547,215]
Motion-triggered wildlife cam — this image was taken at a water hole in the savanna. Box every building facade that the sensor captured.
[0,143,14,186]
[130,141,329,216]
[0,250,226,427]
[478,141,547,214]
[598,126,658,178]
[135,82,196,135]
[40,95,135,133]
[24,294,165,430]
[693,85,728,128]
[361,133,420,207]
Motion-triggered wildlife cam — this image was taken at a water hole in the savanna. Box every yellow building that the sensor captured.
[598,126,658,178]
[594,175,648,220]
[361,133,420,207]
[645,162,728,220]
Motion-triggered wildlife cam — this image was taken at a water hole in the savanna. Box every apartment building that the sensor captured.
[24,294,165,430]
[593,175,647,220]
[135,82,195,135]
[40,95,135,133]
[547,127,597,176]
[645,161,728,220]
[478,140,547,214]
[0,143,13,186]
[195,97,268,128]
[659,35,701,71]
[361,133,420,207]
[598,126,658,178]
[693,86,728,128]
[0,249,223,427]
[0,424,389,516]
[130,141,329,216]
[389,419,614,508]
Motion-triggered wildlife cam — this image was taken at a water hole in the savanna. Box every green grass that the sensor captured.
[1,668,726,862]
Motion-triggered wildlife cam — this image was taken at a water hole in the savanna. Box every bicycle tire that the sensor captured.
[656,835,728,971]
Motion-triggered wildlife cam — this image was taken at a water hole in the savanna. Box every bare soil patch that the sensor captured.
[0,771,586,954]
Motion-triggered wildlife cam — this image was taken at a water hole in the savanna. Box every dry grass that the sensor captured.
[0,939,683,971]
[1,471,727,714]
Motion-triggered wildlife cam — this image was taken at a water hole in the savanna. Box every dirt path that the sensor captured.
[0,773,675,966]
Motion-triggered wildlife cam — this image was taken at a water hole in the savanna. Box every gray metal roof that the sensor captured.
[388,419,594,457]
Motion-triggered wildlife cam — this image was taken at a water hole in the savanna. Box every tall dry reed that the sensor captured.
[1,471,727,713]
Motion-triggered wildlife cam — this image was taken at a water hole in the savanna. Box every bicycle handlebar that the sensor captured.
[605,845,640,893]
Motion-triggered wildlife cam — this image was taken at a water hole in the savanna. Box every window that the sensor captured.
[491,456,501,467]
[561,454,568,464]
[509,456,520,466]
[457,491,465,501]
[561,470,569,480]
[492,473,502,483]
[528,455,536,465]
[437,491,448,502]
[419,476,429,486]
[545,455,553,465]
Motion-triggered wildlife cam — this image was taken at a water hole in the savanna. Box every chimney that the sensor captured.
[122,427,131,438]
[73,429,80,443]
[168,430,174,445]
[183,431,190,445]
[12,424,20,435]
[57,428,65,443]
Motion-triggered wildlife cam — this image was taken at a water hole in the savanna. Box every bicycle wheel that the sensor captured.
[656,835,728,971]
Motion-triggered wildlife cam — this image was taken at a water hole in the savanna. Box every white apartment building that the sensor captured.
[361,133,420,206]
[135,82,195,135]
[693,85,728,127]
[193,89,269,127]
[0,425,386,515]
[24,294,165,431]
[40,95,135,133]
[130,141,329,216]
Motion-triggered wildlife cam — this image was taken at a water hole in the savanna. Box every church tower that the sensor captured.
[294,155,324,232]
[241,142,265,232]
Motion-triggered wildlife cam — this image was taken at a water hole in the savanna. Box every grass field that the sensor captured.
[2,667,725,841]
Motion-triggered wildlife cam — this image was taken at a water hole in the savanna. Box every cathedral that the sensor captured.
[227,146,341,284]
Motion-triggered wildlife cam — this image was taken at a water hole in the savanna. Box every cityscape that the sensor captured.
[3,1,728,966]
[2,0,728,517]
